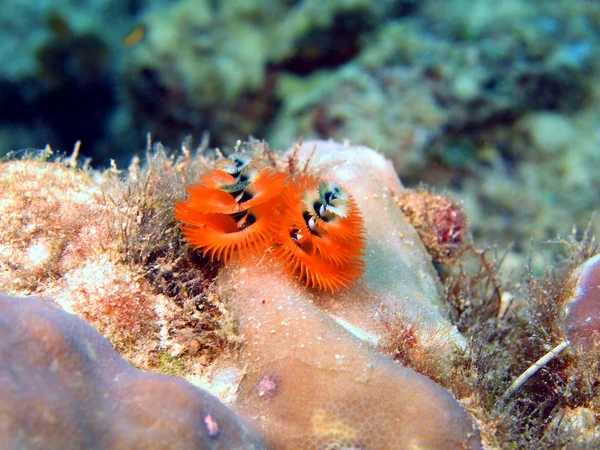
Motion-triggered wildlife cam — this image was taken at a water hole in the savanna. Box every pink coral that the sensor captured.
[564,253,600,349]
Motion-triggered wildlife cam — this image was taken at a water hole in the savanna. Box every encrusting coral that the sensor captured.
[0,149,227,371]
[275,141,466,353]
[211,263,481,449]
[397,188,468,265]
[0,294,266,449]
[0,139,485,448]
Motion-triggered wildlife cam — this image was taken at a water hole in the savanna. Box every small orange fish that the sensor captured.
[123,25,146,47]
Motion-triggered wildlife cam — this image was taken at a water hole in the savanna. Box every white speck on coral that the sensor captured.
[332,316,379,346]
[27,241,50,267]
[193,367,242,405]
[169,343,184,357]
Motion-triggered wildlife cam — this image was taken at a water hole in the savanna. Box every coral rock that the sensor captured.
[201,140,481,448]
[397,189,468,264]
[0,294,266,450]
[285,140,465,352]
[0,159,159,365]
[214,264,481,449]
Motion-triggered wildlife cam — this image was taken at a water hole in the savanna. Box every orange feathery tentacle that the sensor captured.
[200,170,237,190]
[310,199,364,242]
[184,184,239,214]
[238,170,288,210]
[213,152,253,175]
[309,232,363,267]
[202,167,255,197]
[176,153,364,292]
[174,203,238,231]
[272,228,363,292]
[177,201,279,263]
[302,181,364,242]
[200,164,286,212]
[273,177,365,292]
[297,177,365,266]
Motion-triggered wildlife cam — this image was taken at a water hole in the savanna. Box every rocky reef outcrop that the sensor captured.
[2,138,599,448]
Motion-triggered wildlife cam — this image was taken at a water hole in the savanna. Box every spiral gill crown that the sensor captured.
[176,155,365,291]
